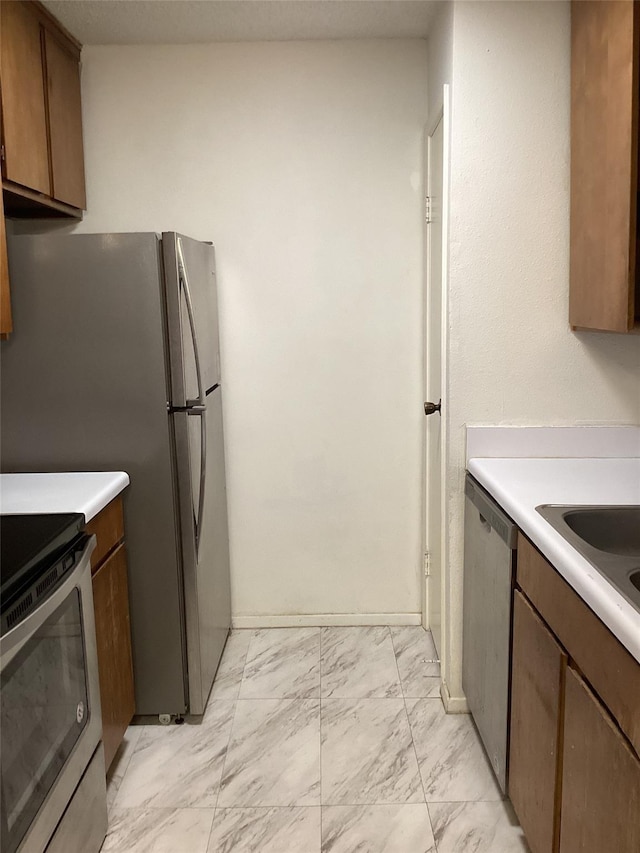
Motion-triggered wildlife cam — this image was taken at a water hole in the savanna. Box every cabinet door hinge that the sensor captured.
[425,196,432,224]
[423,552,431,577]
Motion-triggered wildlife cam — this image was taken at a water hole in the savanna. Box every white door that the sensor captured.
[424,92,448,662]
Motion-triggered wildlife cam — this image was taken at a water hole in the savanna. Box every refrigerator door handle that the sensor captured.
[188,406,207,559]
[177,237,205,407]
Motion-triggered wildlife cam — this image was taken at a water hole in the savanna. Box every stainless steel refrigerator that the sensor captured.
[0,232,231,717]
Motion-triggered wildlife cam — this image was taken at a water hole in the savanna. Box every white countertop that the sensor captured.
[467,457,640,663]
[0,472,130,523]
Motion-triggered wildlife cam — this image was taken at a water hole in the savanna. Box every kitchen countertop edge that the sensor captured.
[467,457,640,664]
[0,472,130,523]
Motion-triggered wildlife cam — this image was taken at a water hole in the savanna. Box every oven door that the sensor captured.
[0,536,102,853]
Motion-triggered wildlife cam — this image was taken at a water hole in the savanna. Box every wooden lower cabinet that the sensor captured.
[1,198,11,336]
[509,590,566,853]
[92,541,135,771]
[518,534,640,755]
[511,535,640,853]
[86,495,125,573]
[559,667,640,853]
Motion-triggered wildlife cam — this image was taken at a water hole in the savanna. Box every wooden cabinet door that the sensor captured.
[570,0,639,332]
[560,667,640,853]
[509,590,567,853]
[43,30,86,209]
[1,195,11,336]
[85,496,125,573]
[517,534,640,756]
[92,543,136,771]
[0,0,50,195]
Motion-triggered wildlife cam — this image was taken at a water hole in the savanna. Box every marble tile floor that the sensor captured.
[102,626,529,853]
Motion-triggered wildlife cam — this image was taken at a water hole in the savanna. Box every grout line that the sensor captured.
[211,704,237,812]
[316,801,443,808]
[108,732,150,813]
[107,724,145,811]
[394,630,432,813]
[212,633,252,814]
[319,625,324,850]
[403,692,429,808]
[211,805,322,810]
[425,801,440,853]
[202,808,217,853]
[234,628,254,701]
[388,624,405,700]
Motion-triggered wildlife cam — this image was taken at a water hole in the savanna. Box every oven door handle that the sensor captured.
[0,536,96,667]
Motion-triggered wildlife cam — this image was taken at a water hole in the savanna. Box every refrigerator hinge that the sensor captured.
[423,552,431,577]
[168,403,206,414]
[425,196,432,224]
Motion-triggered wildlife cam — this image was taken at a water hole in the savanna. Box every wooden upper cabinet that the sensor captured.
[559,667,640,853]
[44,30,86,209]
[0,0,85,217]
[570,0,639,332]
[0,0,51,195]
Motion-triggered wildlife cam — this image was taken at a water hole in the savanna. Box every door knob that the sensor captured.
[424,399,441,416]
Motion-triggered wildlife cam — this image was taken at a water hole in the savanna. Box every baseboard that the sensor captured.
[440,679,470,714]
[232,612,422,629]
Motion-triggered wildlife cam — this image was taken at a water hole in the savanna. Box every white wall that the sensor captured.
[442,0,640,701]
[71,40,429,622]
[426,0,452,117]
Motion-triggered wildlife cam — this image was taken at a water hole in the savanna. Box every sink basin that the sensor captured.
[562,507,640,557]
[536,505,640,614]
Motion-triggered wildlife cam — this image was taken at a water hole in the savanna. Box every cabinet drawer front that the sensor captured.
[560,667,640,853]
[509,590,566,853]
[517,534,640,755]
[85,497,125,572]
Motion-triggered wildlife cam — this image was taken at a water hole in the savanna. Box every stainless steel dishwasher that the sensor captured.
[462,473,517,793]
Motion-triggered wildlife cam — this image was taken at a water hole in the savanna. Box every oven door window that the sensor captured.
[1,588,88,853]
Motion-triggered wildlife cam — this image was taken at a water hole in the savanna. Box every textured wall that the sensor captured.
[69,40,429,622]
[443,0,640,700]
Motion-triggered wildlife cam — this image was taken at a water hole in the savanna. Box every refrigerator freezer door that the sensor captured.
[171,386,231,714]
[162,233,221,407]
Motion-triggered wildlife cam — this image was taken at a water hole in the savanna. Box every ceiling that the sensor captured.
[42,0,441,45]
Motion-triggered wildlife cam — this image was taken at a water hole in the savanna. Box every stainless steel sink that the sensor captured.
[561,507,640,556]
[536,505,640,613]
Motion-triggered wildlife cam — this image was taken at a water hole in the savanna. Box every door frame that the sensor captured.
[423,84,450,681]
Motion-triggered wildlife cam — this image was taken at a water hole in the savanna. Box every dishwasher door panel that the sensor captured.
[462,476,516,793]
